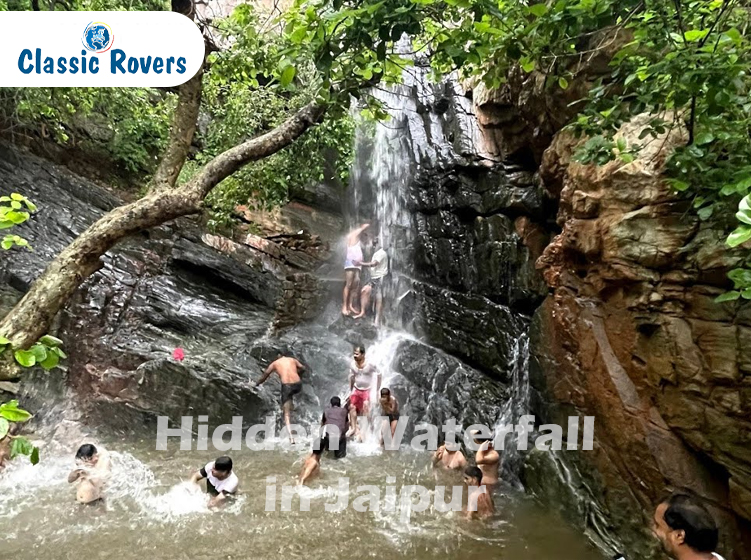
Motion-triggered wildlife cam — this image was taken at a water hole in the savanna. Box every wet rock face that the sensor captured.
[529,119,751,557]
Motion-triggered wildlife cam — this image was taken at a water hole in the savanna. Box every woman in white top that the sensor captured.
[342,223,369,316]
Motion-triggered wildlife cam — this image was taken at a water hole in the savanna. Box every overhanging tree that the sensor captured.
[0,0,429,378]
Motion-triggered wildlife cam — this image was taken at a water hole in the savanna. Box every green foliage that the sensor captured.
[0,400,39,465]
[422,0,751,298]
[1,192,35,251]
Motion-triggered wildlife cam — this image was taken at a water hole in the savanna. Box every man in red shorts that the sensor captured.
[347,344,381,440]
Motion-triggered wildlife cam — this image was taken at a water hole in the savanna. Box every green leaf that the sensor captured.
[684,29,709,42]
[13,349,36,368]
[558,77,569,90]
[29,344,47,363]
[670,180,690,192]
[10,193,24,201]
[280,65,296,87]
[528,3,547,17]
[695,132,714,146]
[743,289,751,300]
[521,59,535,73]
[0,418,8,440]
[10,436,34,459]
[39,352,59,371]
[728,268,751,288]
[39,335,63,347]
[697,206,713,221]
[0,336,9,345]
[30,446,39,465]
[737,209,751,226]
[715,291,740,303]
[0,400,32,422]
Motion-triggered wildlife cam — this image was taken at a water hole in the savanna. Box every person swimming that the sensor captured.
[298,442,323,486]
[189,455,239,508]
[67,443,111,505]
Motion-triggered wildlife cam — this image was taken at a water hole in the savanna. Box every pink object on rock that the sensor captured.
[172,348,185,361]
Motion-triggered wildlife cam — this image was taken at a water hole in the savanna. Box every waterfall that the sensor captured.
[345,49,535,480]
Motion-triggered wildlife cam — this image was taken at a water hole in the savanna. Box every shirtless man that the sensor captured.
[190,455,239,508]
[353,236,388,325]
[463,466,494,520]
[251,354,307,443]
[378,388,400,445]
[342,223,370,316]
[67,443,111,505]
[432,441,467,471]
[348,345,381,440]
[473,433,500,490]
[298,444,323,486]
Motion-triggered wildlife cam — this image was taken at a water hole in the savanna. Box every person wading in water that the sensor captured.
[250,354,307,444]
[347,344,381,441]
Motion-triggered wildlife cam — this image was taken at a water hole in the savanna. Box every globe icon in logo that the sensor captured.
[82,22,114,53]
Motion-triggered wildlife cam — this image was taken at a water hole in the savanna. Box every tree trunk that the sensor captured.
[150,66,205,191]
[0,101,326,380]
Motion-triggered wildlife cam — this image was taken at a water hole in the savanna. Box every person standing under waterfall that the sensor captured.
[378,387,400,447]
[432,441,467,471]
[353,236,388,325]
[342,223,370,316]
[473,432,500,490]
[652,493,726,560]
[250,354,307,444]
[348,344,381,440]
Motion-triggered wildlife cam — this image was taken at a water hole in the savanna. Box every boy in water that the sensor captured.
[432,440,467,471]
[250,354,307,444]
[473,432,500,490]
[67,443,111,505]
[298,442,323,486]
[190,455,239,508]
[378,387,400,446]
[463,466,494,520]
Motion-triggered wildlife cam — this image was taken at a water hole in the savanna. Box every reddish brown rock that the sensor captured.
[531,116,751,558]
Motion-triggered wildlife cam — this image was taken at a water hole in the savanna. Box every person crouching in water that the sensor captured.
[463,466,494,520]
[68,443,111,505]
[298,440,323,486]
[321,396,349,459]
[190,455,239,508]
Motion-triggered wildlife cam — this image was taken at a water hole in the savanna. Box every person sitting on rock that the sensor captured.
[68,443,111,505]
[652,493,726,560]
[250,354,307,444]
[353,236,388,325]
[190,455,239,508]
[463,466,494,520]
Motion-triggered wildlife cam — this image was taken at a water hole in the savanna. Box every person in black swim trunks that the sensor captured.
[250,354,307,443]
[378,387,400,446]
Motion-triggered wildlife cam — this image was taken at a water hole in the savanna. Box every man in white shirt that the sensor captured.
[353,236,388,325]
[190,455,239,508]
[652,493,727,560]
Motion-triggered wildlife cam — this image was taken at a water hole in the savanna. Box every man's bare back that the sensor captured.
[268,357,303,384]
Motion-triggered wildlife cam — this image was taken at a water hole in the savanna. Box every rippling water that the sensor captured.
[0,431,605,560]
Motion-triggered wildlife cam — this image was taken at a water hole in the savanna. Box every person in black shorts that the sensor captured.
[250,354,307,443]
[378,387,400,447]
[321,396,349,459]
